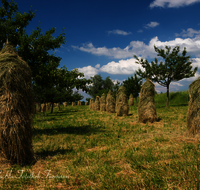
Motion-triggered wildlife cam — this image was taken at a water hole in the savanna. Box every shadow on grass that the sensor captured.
[156,103,188,108]
[33,124,106,137]
[35,147,74,160]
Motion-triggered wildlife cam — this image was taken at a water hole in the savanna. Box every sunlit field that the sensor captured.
[1,90,200,189]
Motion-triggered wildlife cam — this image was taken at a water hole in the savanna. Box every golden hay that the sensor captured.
[116,86,129,116]
[43,103,46,116]
[0,39,35,165]
[46,102,51,111]
[91,99,95,110]
[186,77,200,137]
[72,102,76,106]
[138,78,157,123]
[95,96,100,111]
[63,102,68,107]
[129,94,134,106]
[100,93,106,111]
[106,90,115,113]
[85,102,87,105]
[89,99,92,109]
[36,103,41,113]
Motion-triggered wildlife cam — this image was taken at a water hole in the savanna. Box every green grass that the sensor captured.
[1,90,200,189]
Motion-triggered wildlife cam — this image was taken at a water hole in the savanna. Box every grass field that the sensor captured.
[0,90,200,189]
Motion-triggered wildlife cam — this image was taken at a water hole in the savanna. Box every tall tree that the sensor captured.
[134,45,198,107]
[0,0,66,101]
[87,74,122,100]
[32,66,91,113]
[122,74,143,106]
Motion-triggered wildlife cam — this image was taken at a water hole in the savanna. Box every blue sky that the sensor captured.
[1,0,200,101]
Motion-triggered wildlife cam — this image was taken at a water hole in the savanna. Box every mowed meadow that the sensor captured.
[1,90,200,189]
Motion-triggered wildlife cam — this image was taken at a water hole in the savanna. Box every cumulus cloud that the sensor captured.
[99,58,145,75]
[72,35,200,59]
[144,22,160,28]
[150,0,200,8]
[107,29,132,35]
[77,65,99,80]
[175,28,200,37]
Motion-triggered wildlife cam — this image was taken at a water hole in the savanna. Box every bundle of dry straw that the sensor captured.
[186,77,200,137]
[85,102,87,105]
[91,99,95,110]
[0,39,35,165]
[72,102,76,106]
[116,86,129,116]
[106,90,115,113]
[129,94,134,106]
[63,102,68,107]
[95,96,100,111]
[89,99,92,109]
[100,93,106,111]
[138,78,157,123]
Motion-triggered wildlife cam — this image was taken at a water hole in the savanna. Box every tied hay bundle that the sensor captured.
[116,86,129,116]
[0,39,35,165]
[186,77,200,137]
[36,102,41,113]
[89,99,92,109]
[106,90,115,113]
[41,103,44,111]
[85,102,87,105]
[100,93,106,111]
[95,96,100,111]
[47,102,51,111]
[72,102,76,106]
[91,99,95,110]
[138,78,157,123]
[63,102,68,107]
[129,94,134,106]
[43,103,46,116]
[78,101,81,106]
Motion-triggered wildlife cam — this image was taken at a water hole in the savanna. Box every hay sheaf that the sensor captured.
[116,86,129,116]
[63,102,68,107]
[89,99,92,109]
[46,102,51,111]
[138,78,157,123]
[37,103,41,112]
[72,102,76,106]
[186,77,200,137]
[100,93,106,111]
[85,102,87,105]
[129,94,134,106]
[95,96,100,111]
[0,39,35,165]
[91,99,95,110]
[106,90,115,113]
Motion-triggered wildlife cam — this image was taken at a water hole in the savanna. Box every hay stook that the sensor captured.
[138,78,157,123]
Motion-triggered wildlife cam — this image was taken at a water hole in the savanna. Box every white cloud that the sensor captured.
[107,29,132,35]
[150,0,200,8]
[144,22,160,28]
[77,65,99,79]
[99,58,145,75]
[95,64,100,68]
[175,28,200,37]
[72,35,200,59]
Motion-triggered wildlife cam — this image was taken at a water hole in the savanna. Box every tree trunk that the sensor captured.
[51,102,54,113]
[166,84,169,107]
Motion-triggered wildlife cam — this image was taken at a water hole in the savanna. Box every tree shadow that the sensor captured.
[35,147,74,160]
[32,124,106,137]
